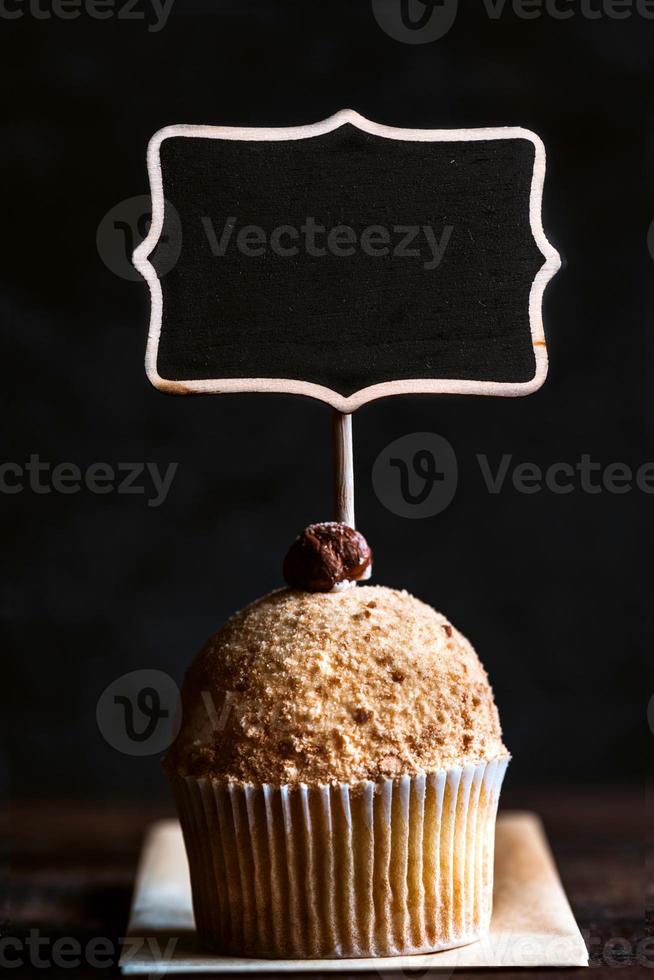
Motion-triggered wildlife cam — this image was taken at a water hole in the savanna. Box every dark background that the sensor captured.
[2,1,648,800]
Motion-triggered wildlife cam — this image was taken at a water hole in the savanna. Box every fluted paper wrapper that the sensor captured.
[169,758,508,959]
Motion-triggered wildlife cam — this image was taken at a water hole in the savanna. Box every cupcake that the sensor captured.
[163,524,509,958]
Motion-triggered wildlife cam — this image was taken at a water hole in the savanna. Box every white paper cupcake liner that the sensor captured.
[169,757,509,958]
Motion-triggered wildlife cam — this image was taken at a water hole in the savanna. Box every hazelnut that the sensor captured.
[283,522,372,592]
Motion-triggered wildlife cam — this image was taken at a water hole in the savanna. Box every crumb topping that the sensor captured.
[164,586,508,786]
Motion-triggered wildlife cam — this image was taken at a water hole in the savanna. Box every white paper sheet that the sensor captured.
[120,812,588,973]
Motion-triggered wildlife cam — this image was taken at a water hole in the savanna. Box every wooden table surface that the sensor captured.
[2,786,648,978]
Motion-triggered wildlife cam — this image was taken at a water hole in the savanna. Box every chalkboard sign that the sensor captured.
[134,110,560,411]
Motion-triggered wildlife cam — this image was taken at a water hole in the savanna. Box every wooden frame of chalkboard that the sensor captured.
[134,109,560,412]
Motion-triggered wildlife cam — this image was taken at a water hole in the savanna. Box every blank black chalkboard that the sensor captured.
[134,111,559,411]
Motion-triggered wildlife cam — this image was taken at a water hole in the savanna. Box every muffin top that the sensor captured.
[164,585,508,786]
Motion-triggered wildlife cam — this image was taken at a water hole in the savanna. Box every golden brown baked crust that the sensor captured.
[164,585,508,785]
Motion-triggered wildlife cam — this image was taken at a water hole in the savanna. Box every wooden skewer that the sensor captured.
[332,411,354,527]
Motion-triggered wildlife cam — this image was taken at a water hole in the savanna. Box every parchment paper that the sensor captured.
[120,812,588,973]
